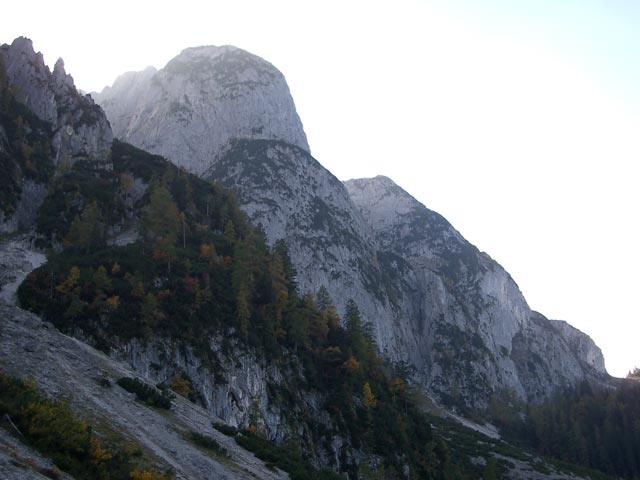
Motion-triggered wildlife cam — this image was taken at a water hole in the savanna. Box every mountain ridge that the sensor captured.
[93,42,608,411]
[0,35,626,480]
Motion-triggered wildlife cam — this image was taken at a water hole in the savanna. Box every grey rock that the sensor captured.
[550,319,605,372]
[0,37,112,169]
[0,302,289,480]
[345,176,608,406]
[95,45,308,176]
[0,181,47,234]
[0,429,74,480]
[0,233,46,305]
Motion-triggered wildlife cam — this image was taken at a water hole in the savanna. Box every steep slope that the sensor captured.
[206,139,423,358]
[95,45,308,176]
[344,176,606,406]
[0,37,111,167]
[0,250,287,479]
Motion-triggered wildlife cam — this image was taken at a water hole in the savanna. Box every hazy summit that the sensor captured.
[95,45,308,176]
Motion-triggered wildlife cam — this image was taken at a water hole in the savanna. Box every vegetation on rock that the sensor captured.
[0,372,170,480]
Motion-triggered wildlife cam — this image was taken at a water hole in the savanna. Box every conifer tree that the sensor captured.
[141,184,180,270]
[66,201,105,252]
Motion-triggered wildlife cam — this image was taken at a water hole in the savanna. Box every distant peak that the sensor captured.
[10,36,34,52]
[52,57,73,89]
[347,175,396,186]
[344,175,407,196]
[178,44,240,56]
[53,57,65,73]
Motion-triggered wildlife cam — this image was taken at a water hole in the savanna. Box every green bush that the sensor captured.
[189,431,228,457]
[212,422,238,437]
[116,377,173,409]
[235,431,342,480]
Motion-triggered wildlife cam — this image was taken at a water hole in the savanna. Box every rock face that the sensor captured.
[0,37,112,233]
[345,176,607,406]
[96,45,607,410]
[0,37,112,167]
[206,139,415,357]
[95,45,308,176]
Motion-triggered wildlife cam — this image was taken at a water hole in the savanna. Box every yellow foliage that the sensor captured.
[132,280,145,299]
[200,242,215,259]
[130,469,167,480]
[157,289,171,300]
[341,355,361,374]
[105,295,120,310]
[390,377,406,397]
[111,262,121,275]
[248,424,258,434]
[363,382,377,409]
[56,266,81,295]
[170,375,192,398]
[90,436,113,463]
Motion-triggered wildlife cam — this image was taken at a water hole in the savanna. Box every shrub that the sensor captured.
[189,431,228,457]
[0,372,167,479]
[116,377,173,409]
[212,422,238,437]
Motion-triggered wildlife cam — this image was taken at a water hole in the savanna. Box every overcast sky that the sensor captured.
[2,0,638,377]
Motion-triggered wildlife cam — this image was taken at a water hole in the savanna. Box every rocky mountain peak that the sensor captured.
[95,44,309,176]
[0,37,112,167]
[550,319,606,373]
[52,57,74,89]
[2,36,57,124]
[344,176,467,261]
[345,175,607,406]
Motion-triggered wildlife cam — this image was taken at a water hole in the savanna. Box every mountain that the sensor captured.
[96,45,308,176]
[4,36,634,480]
[95,44,607,412]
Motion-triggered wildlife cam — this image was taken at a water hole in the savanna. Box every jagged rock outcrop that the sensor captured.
[0,37,112,167]
[549,319,605,373]
[0,37,112,233]
[95,45,308,176]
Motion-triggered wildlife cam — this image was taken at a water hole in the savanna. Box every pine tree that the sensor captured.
[141,184,180,270]
[66,201,105,252]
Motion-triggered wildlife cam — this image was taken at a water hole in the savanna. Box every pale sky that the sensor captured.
[2,0,638,377]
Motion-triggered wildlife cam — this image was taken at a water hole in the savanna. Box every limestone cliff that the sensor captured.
[95,45,308,176]
[0,37,112,233]
[0,37,112,167]
[345,176,607,406]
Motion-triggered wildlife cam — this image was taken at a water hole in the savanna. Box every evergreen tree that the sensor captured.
[66,201,105,252]
[141,184,180,270]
